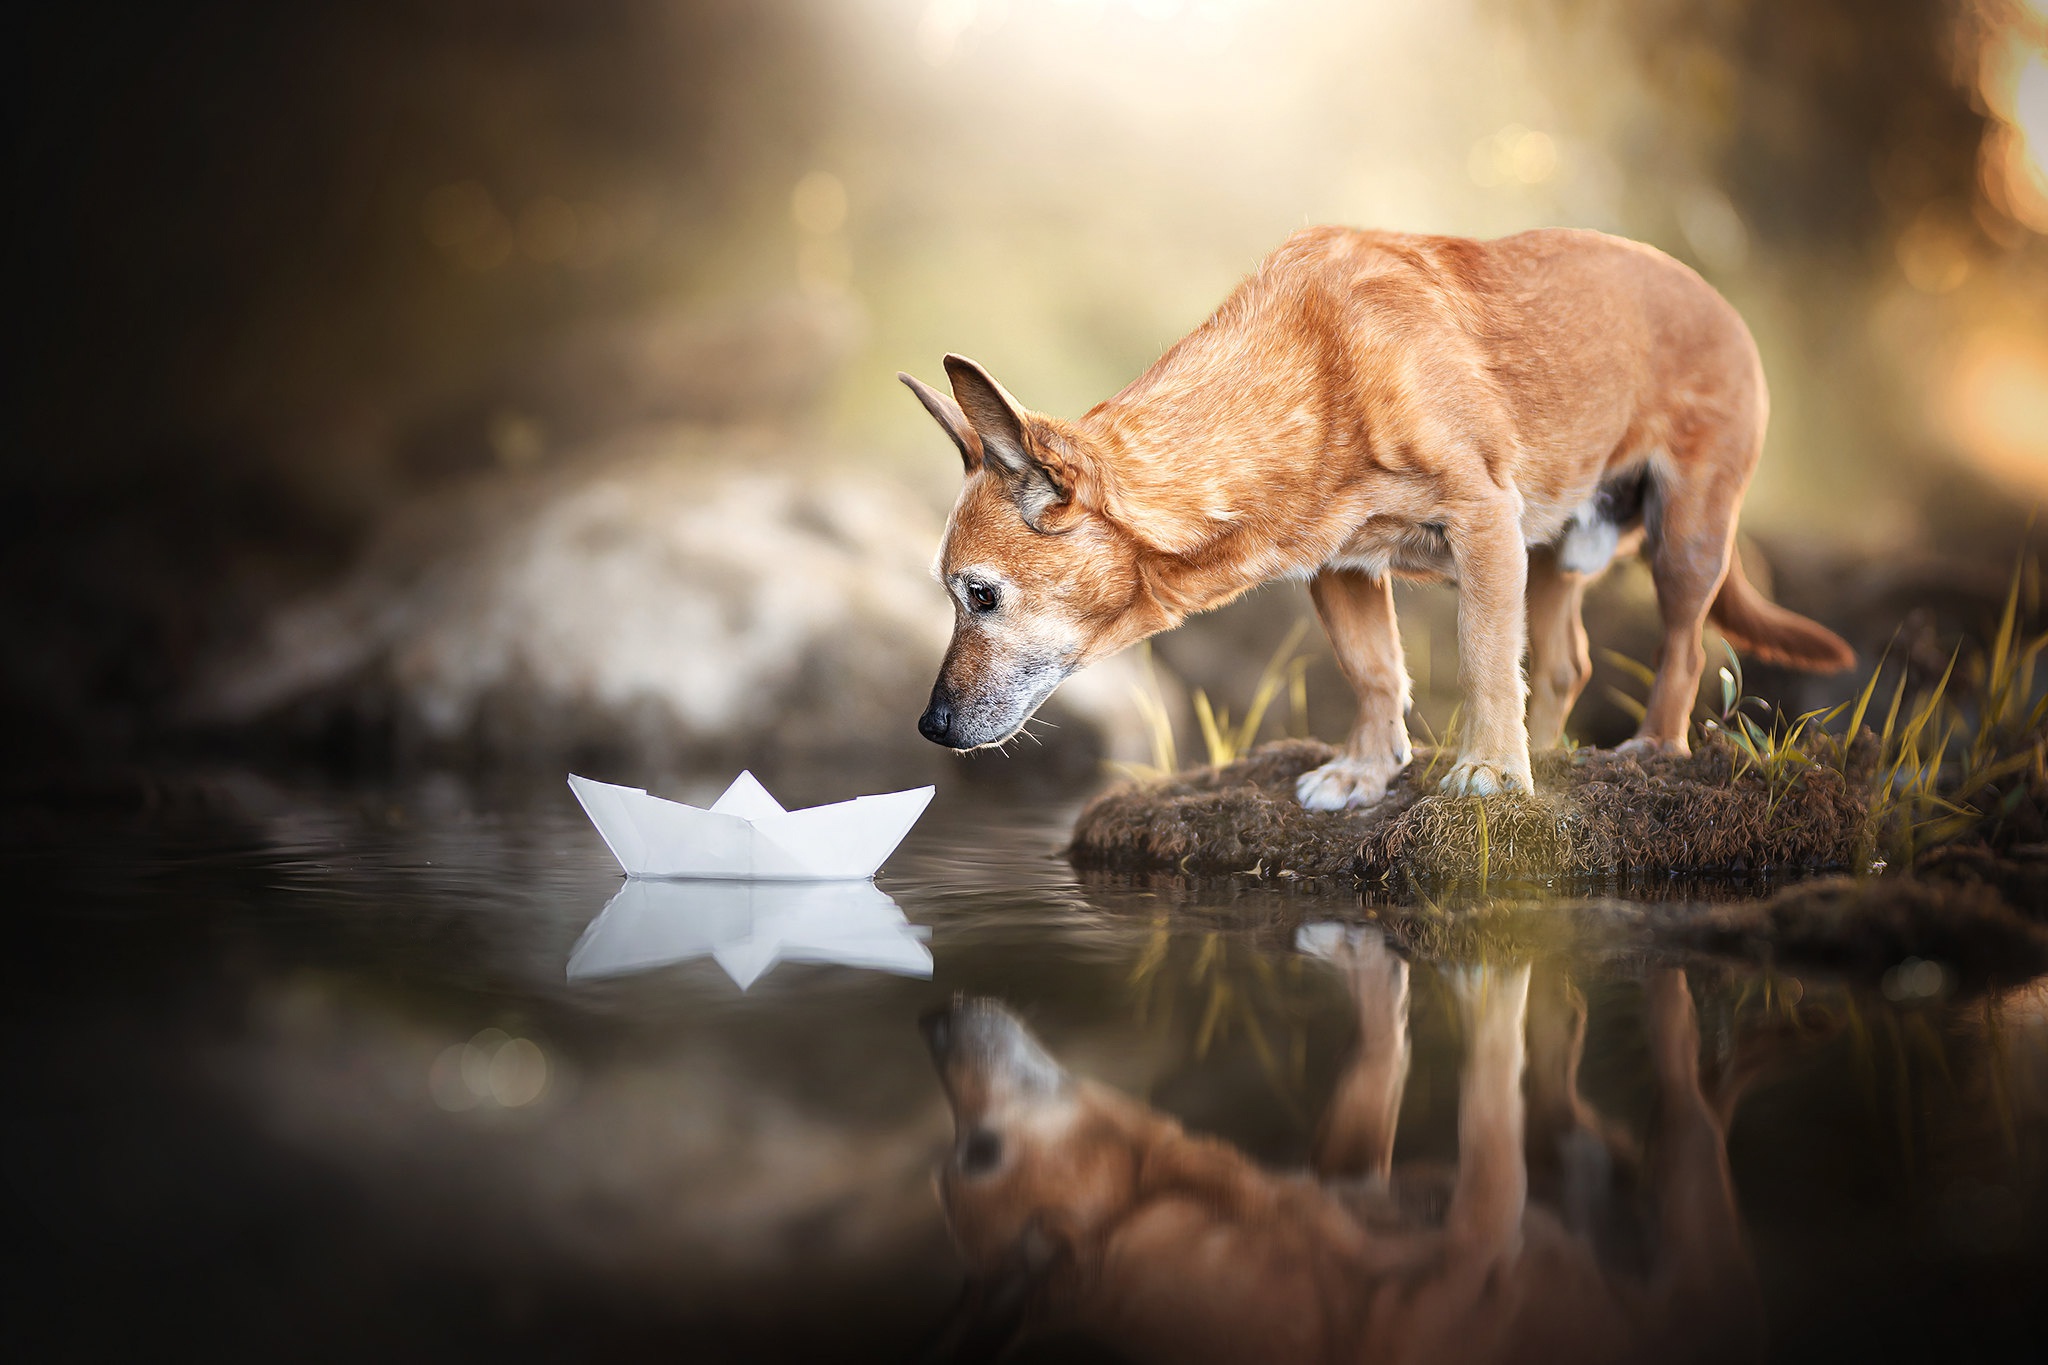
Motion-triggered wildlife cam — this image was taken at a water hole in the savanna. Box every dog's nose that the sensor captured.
[919,996,1067,1093]
[918,684,955,745]
[920,1001,956,1061]
[920,994,1000,1065]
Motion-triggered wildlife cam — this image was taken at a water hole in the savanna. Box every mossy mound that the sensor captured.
[1068,735,1877,889]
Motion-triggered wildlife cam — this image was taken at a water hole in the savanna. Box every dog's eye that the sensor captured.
[966,582,999,613]
[960,1128,1004,1176]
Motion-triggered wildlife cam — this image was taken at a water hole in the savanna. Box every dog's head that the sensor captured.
[919,996,1146,1278]
[919,996,1295,1359]
[901,357,1174,750]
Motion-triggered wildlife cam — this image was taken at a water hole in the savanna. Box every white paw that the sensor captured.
[1443,963,1487,1010]
[1295,922,1398,972]
[1295,755,1406,811]
[1294,922,1352,959]
[1445,962,1532,1032]
[1437,756,1533,797]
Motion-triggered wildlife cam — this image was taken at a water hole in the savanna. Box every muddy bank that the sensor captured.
[1668,870,2048,984]
[1358,868,2048,991]
[1069,736,1876,887]
[1069,737,2048,988]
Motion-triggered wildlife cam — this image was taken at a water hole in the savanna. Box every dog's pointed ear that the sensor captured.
[1133,1129,1274,1221]
[944,354,1079,531]
[898,371,983,472]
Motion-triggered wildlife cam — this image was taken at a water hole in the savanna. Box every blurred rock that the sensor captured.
[192,427,1143,783]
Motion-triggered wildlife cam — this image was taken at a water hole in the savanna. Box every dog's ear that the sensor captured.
[899,371,984,472]
[1101,494,1237,559]
[1132,1128,1273,1222]
[943,355,1080,532]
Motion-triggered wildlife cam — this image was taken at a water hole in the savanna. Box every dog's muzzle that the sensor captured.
[921,995,1066,1096]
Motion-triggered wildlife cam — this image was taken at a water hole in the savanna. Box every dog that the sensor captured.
[902,226,1853,807]
[920,941,1784,1365]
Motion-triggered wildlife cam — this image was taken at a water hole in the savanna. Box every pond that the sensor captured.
[8,768,2045,1362]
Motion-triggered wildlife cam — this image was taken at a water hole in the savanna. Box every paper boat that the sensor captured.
[567,772,934,880]
[567,879,933,989]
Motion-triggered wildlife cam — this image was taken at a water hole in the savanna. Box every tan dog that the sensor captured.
[903,226,1852,806]
[920,947,1774,1365]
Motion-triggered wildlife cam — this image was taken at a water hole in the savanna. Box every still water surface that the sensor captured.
[7,771,2045,1361]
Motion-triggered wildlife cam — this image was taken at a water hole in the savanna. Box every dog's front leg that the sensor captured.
[1296,569,1413,810]
[1306,925,1411,1183]
[1442,497,1534,796]
[1445,961,1532,1258]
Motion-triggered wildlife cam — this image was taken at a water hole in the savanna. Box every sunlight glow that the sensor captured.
[916,0,1270,67]
[1942,329,2048,494]
[1978,12,2048,232]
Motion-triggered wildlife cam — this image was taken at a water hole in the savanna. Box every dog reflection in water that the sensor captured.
[921,938,1776,1365]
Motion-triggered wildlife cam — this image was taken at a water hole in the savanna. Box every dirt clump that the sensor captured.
[1069,734,1876,889]
[1069,740,1391,877]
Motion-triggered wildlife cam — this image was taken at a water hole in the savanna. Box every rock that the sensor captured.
[192,428,1142,777]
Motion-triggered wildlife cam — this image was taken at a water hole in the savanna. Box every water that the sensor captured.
[6,769,2044,1362]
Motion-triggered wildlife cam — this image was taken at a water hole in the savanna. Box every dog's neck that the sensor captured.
[1079,383,1357,628]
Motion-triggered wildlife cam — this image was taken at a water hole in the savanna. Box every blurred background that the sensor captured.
[9,0,2048,791]
[10,8,2048,1360]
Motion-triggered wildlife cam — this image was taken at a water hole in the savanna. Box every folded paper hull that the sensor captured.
[566,878,933,989]
[567,772,934,879]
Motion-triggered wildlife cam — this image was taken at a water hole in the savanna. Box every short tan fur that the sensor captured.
[906,226,1852,805]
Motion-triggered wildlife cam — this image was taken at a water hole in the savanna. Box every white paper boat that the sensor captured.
[567,772,934,880]
[566,878,933,989]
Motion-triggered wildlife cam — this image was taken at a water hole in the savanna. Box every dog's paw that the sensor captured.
[1443,963,1486,1011]
[1295,922,1399,973]
[1301,924,1410,1023]
[1436,756,1534,797]
[1295,921,1354,960]
[1617,735,1689,760]
[1446,962,1532,1040]
[1296,756,1405,811]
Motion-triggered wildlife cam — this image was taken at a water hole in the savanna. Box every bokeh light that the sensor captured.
[430,1028,549,1112]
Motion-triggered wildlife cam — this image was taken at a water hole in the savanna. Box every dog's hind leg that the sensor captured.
[1525,546,1593,750]
[1296,569,1413,810]
[1526,967,1645,1266]
[1642,969,1766,1362]
[1523,966,1595,1178]
[1307,926,1411,1184]
[1626,425,1758,757]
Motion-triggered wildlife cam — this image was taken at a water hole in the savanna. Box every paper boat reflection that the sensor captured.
[566,878,933,989]
[567,772,934,880]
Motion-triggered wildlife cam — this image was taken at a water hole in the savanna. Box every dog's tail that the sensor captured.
[1708,555,1855,673]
